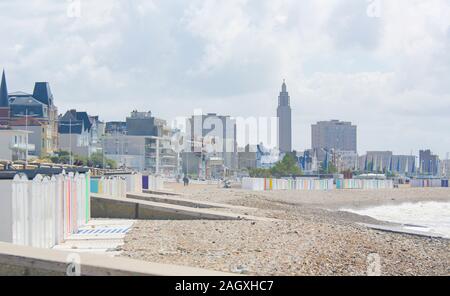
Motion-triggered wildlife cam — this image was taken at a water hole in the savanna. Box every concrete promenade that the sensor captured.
[0,242,235,276]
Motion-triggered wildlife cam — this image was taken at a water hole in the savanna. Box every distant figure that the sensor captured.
[183,175,189,187]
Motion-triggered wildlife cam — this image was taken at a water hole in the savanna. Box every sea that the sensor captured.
[342,201,450,239]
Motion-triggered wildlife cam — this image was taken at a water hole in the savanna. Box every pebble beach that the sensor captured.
[120,184,450,276]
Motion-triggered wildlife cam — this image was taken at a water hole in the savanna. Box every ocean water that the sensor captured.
[342,202,450,239]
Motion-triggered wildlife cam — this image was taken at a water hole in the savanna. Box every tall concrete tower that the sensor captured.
[0,69,8,108]
[277,80,292,153]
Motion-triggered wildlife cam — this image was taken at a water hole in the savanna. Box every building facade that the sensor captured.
[103,111,178,175]
[391,155,416,175]
[10,117,52,157]
[0,70,59,156]
[277,80,292,153]
[311,120,357,161]
[419,150,440,176]
[183,113,237,178]
[0,129,34,161]
[441,159,450,178]
[58,110,92,158]
[126,110,157,136]
[332,150,358,172]
[105,121,127,135]
[238,145,258,170]
[360,151,393,173]
[358,152,417,175]
[103,134,178,175]
[88,115,105,155]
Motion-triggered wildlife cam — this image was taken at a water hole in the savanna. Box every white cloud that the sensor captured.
[0,0,449,157]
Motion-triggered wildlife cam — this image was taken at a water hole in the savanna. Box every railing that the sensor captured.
[9,143,36,151]
[0,172,90,248]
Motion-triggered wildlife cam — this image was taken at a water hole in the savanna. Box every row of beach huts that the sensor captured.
[241,177,449,191]
[0,171,164,249]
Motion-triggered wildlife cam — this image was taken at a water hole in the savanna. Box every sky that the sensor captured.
[0,0,449,157]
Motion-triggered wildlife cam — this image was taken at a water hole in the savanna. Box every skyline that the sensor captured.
[1,0,450,157]
[2,68,447,159]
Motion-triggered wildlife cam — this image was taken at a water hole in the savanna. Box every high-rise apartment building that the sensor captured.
[183,113,237,177]
[311,120,357,161]
[419,149,440,176]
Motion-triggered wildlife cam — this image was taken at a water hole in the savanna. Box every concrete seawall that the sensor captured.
[127,192,254,211]
[0,242,234,276]
[91,194,274,221]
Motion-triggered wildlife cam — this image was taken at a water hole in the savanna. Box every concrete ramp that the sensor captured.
[0,242,233,276]
[91,194,274,221]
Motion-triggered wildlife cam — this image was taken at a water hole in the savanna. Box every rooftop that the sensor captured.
[9,96,46,106]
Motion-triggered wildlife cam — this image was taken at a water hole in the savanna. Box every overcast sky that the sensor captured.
[1,0,449,157]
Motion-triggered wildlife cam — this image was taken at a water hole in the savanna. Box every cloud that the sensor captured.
[0,0,449,157]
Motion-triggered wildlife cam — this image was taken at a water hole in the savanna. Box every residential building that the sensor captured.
[183,113,237,177]
[312,120,357,161]
[103,135,178,175]
[58,110,92,157]
[88,115,105,154]
[359,151,393,173]
[277,80,292,153]
[238,145,258,170]
[0,129,34,161]
[103,135,148,171]
[256,144,280,169]
[103,111,178,175]
[126,110,157,136]
[332,150,358,172]
[358,152,417,175]
[9,93,49,119]
[5,74,59,155]
[10,117,52,157]
[155,118,178,175]
[105,121,127,135]
[441,159,450,178]
[391,155,416,175]
[32,82,58,153]
[419,149,440,176]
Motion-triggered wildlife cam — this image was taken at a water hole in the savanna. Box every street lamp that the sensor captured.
[15,109,39,166]
[58,117,82,166]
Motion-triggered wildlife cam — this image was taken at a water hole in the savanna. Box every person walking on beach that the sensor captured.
[183,175,189,187]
